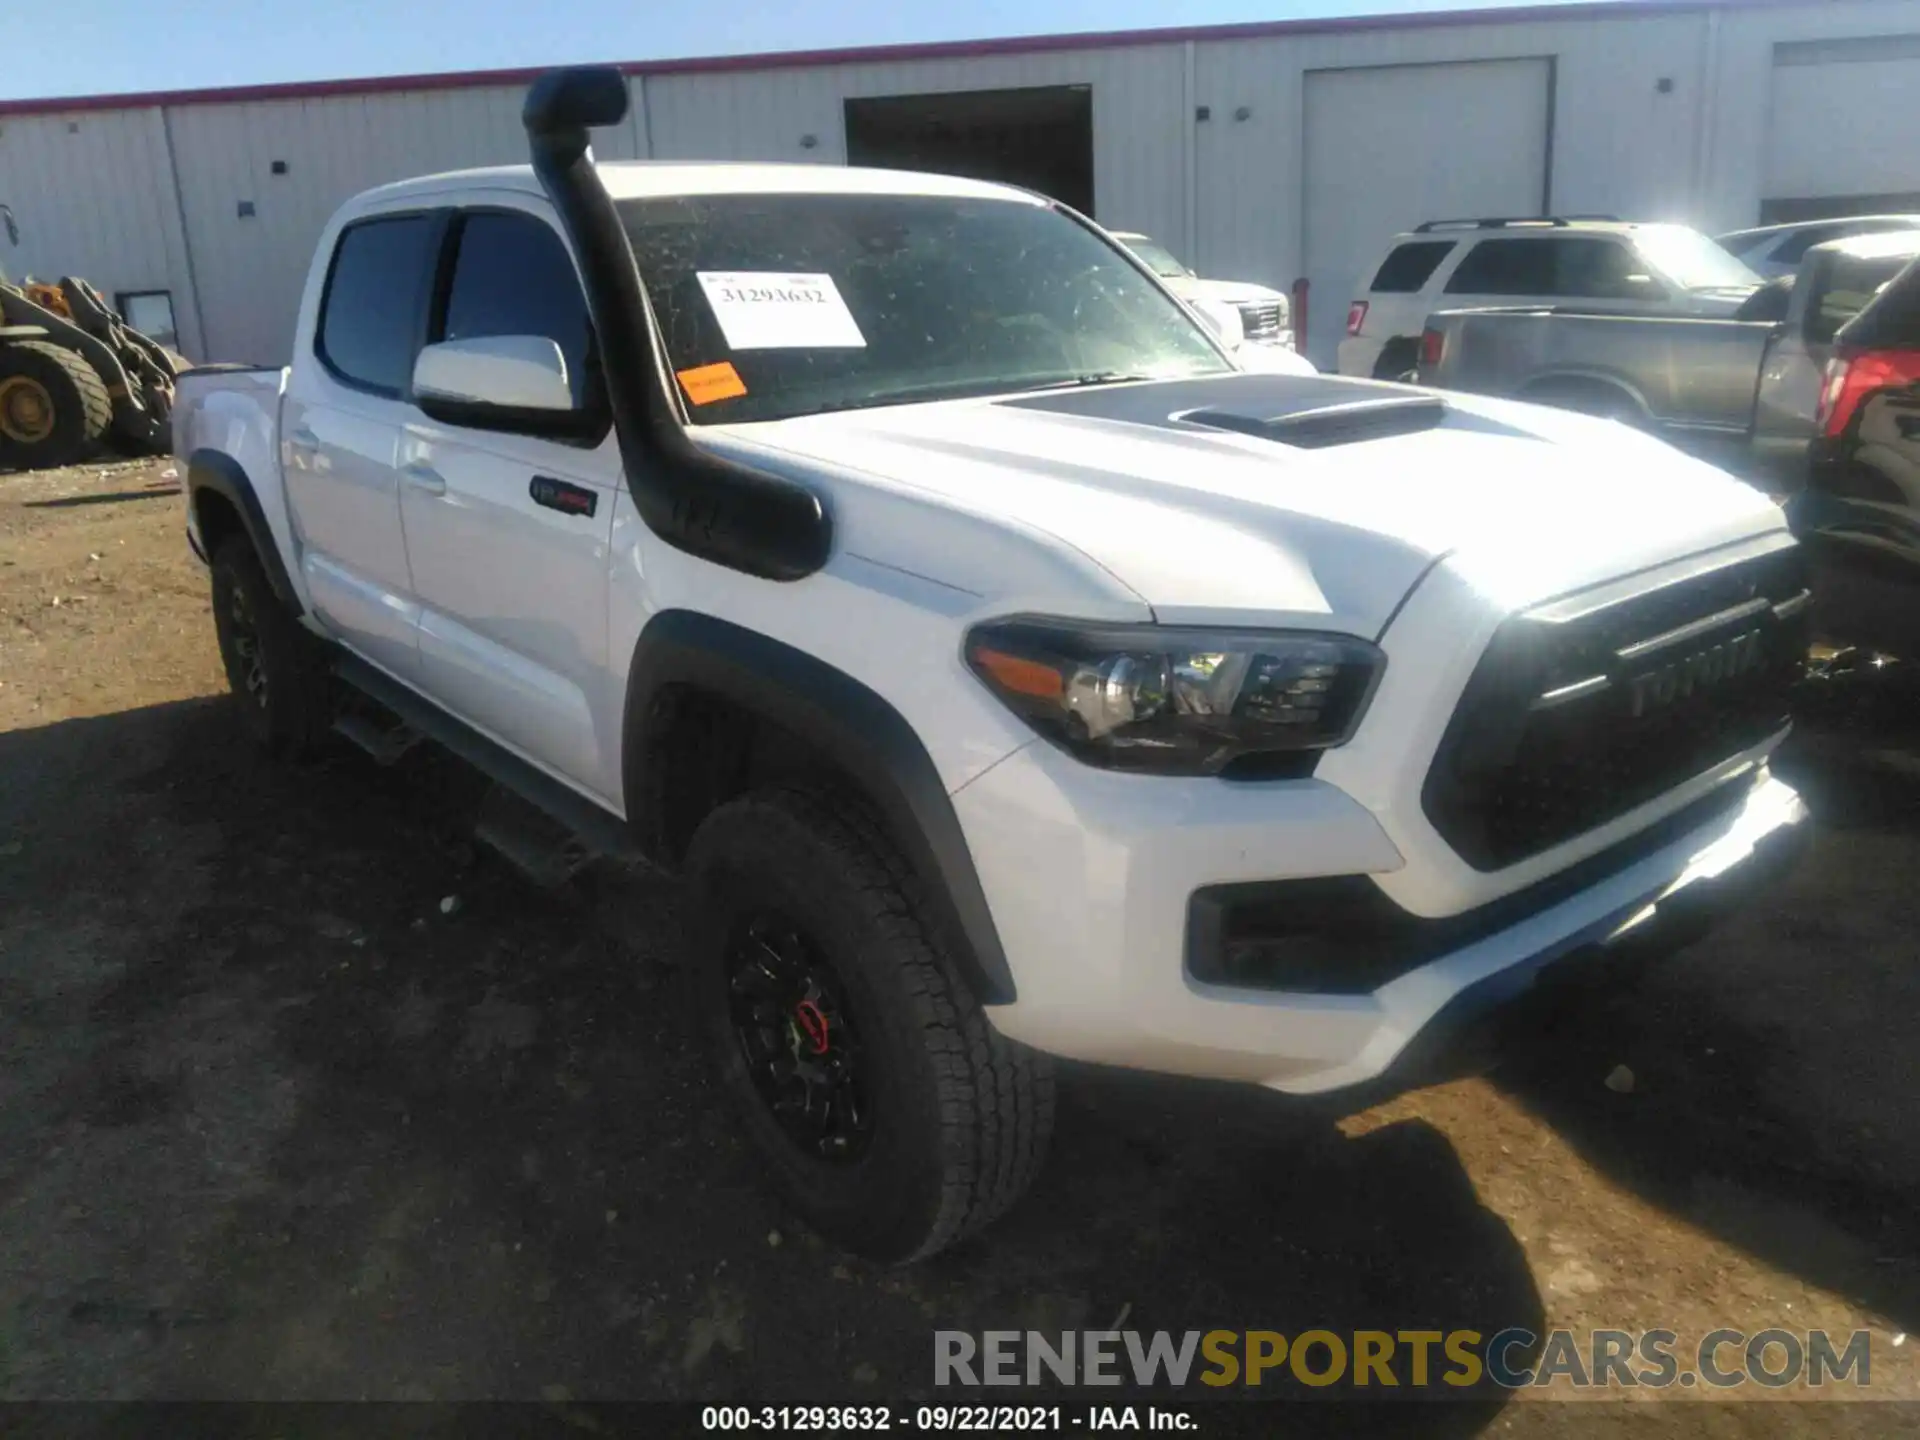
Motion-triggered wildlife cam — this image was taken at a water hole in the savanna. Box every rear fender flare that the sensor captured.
[1517,369,1656,426]
[186,448,302,614]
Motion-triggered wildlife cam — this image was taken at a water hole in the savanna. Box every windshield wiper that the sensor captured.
[729,370,1207,423]
[1021,370,1169,391]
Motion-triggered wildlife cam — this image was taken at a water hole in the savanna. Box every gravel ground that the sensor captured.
[1,458,1916,1434]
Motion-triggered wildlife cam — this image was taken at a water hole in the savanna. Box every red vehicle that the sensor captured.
[1790,254,1920,657]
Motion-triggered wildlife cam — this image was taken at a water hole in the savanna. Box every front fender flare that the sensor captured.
[623,610,1017,1005]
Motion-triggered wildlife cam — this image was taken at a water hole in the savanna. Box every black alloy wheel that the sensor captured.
[226,577,270,714]
[725,912,873,1161]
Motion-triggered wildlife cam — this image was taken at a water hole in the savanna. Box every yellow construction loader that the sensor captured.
[0,203,183,472]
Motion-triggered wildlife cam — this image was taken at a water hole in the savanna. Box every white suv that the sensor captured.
[1111,230,1299,353]
[174,70,1811,1262]
[1338,217,1763,380]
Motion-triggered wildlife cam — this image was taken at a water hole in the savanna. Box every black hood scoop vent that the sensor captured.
[1173,394,1449,450]
[998,372,1450,450]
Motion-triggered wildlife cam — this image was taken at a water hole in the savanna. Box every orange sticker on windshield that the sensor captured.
[677,361,747,406]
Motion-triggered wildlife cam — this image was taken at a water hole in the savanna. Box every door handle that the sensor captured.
[287,426,320,451]
[400,461,447,496]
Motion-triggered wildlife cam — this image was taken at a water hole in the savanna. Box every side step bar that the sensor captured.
[331,653,645,870]
[331,710,423,766]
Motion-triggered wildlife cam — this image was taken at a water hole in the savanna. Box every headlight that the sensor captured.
[965,618,1385,777]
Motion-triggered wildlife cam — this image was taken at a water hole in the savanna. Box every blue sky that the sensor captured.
[15,0,1615,102]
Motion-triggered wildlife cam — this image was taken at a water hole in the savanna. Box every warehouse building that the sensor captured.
[3,0,1919,367]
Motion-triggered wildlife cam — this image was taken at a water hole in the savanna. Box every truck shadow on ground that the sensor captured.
[0,697,1531,1427]
[1490,672,1920,1337]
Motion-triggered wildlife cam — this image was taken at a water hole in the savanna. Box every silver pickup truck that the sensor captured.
[1416,229,1920,485]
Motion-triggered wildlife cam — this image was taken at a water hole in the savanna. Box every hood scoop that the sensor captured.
[1174,394,1449,450]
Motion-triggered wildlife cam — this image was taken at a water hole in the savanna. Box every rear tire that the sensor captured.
[1371,336,1421,383]
[209,536,333,758]
[0,340,110,471]
[685,785,1054,1262]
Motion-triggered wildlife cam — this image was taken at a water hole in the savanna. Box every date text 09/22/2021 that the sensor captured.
[700,1405,1192,1431]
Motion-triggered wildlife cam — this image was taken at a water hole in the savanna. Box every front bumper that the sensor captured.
[956,741,1805,1094]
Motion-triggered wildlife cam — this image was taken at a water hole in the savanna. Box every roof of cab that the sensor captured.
[1807,228,1920,262]
[1717,215,1920,246]
[348,160,1046,210]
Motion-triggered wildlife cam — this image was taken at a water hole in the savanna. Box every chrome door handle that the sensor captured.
[287,426,320,451]
[400,461,447,496]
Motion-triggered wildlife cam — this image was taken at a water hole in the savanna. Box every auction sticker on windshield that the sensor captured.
[696,272,866,350]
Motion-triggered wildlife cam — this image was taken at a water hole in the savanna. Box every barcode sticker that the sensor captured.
[677,361,748,405]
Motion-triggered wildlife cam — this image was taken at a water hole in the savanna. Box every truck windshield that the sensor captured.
[617,192,1231,424]
[1632,225,1761,291]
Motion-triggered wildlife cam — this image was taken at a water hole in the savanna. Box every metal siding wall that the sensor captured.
[0,108,203,356]
[1300,60,1553,364]
[1766,48,1920,201]
[166,85,642,364]
[1703,0,1920,231]
[642,45,1188,244]
[1193,11,1713,300]
[22,0,1920,368]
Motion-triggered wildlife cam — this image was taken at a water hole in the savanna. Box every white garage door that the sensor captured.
[1764,37,1920,222]
[1301,58,1552,366]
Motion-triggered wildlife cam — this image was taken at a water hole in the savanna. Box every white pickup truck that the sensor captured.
[176,68,1812,1262]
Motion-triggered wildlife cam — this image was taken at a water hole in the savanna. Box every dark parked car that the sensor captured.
[1788,254,1920,656]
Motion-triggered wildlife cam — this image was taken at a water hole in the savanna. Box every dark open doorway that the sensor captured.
[843,85,1095,216]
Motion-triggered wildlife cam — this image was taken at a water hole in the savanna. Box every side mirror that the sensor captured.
[413,335,575,428]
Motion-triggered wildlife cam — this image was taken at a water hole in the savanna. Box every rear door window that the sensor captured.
[437,210,599,408]
[1555,239,1666,301]
[1442,238,1560,295]
[1368,241,1456,293]
[315,215,437,395]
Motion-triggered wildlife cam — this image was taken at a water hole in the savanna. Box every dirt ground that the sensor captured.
[1,459,1917,1433]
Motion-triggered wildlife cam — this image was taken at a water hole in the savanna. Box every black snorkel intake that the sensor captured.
[521,66,833,581]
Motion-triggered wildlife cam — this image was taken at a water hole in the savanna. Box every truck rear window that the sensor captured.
[1368,241,1455,293]
[1809,253,1914,345]
[617,192,1230,424]
[1835,257,1920,349]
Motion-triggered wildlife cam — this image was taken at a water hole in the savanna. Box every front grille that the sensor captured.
[1237,300,1285,342]
[1423,544,1809,871]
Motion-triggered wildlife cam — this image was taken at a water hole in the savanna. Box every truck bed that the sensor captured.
[1417,307,1776,438]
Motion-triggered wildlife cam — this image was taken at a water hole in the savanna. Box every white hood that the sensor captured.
[1167,275,1290,309]
[710,374,1785,638]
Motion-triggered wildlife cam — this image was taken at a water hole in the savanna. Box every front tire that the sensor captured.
[209,536,333,757]
[685,786,1054,1262]
[1371,336,1421,383]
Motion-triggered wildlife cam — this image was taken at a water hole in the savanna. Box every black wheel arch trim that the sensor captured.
[186,448,302,615]
[624,609,1017,1005]
[521,67,832,583]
